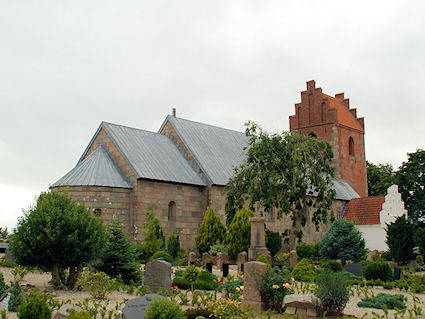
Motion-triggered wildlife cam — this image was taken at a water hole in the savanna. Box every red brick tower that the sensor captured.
[289,80,368,197]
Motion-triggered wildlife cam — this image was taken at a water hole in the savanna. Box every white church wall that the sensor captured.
[356,224,388,251]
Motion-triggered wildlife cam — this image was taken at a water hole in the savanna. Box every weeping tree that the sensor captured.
[225,122,335,259]
[10,191,106,289]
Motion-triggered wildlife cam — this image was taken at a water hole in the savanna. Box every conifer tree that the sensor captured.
[226,206,253,260]
[195,207,226,255]
[142,208,165,257]
[96,216,141,284]
[320,218,366,266]
[167,231,181,259]
[386,215,415,265]
[0,273,8,296]
[8,281,22,312]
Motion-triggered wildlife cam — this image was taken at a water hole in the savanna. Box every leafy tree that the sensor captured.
[225,122,335,256]
[9,191,106,289]
[167,231,181,259]
[386,215,415,265]
[95,216,141,284]
[142,208,165,257]
[265,229,282,257]
[366,161,395,196]
[395,149,425,225]
[195,207,226,255]
[319,218,366,266]
[226,206,254,260]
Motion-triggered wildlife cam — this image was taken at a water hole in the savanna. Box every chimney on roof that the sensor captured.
[172,108,176,117]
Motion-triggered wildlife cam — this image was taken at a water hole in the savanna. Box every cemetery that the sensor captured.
[1,198,425,319]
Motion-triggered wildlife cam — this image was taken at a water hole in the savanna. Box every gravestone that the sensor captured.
[145,260,171,293]
[53,304,82,319]
[216,253,229,270]
[248,215,271,261]
[243,261,267,311]
[289,250,297,267]
[202,252,215,270]
[283,294,318,317]
[188,251,198,265]
[122,294,165,319]
[222,263,229,277]
[206,263,213,273]
[237,252,247,273]
[4,249,14,263]
[344,263,363,278]
[394,266,402,281]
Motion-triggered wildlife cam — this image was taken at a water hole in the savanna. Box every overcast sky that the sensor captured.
[1,0,424,230]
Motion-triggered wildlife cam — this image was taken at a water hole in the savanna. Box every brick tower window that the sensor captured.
[168,201,176,221]
[309,132,317,138]
[349,137,354,156]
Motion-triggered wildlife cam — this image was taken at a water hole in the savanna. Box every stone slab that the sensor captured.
[122,294,165,319]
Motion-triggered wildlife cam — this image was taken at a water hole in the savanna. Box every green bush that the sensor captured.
[256,254,270,265]
[315,270,350,316]
[145,298,185,319]
[260,266,293,312]
[143,208,165,257]
[95,216,141,285]
[8,281,22,312]
[381,251,392,261]
[296,243,320,259]
[415,227,425,256]
[172,269,218,291]
[133,242,150,263]
[206,299,251,319]
[226,206,253,260]
[320,260,342,272]
[386,215,415,265]
[265,230,282,257]
[363,261,393,282]
[149,250,173,263]
[77,270,118,299]
[358,293,405,309]
[209,240,227,257]
[0,273,8,296]
[167,232,181,259]
[17,289,52,319]
[291,259,316,282]
[195,207,226,255]
[217,279,244,295]
[320,218,366,265]
[339,271,361,282]
[68,310,91,319]
[184,307,214,319]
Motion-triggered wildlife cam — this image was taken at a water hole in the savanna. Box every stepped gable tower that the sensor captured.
[289,80,367,197]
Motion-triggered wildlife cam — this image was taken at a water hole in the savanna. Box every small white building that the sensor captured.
[344,185,407,251]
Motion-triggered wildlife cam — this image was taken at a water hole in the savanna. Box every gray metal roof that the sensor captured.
[79,122,206,186]
[160,115,249,186]
[333,179,360,200]
[52,144,133,188]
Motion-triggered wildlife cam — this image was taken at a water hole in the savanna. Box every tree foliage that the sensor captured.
[414,227,425,257]
[9,191,106,289]
[195,206,226,255]
[225,122,335,252]
[95,216,140,284]
[386,215,415,265]
[142,208,165,257]
[265,229,282,257]
[226,206,253,260]
[395,149,425,225]
[366,161,395,196]
[319,218,366,265]
[167,231,181,259]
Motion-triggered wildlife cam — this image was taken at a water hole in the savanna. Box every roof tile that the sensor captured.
[344,197,385,225]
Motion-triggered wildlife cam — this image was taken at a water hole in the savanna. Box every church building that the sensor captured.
[52,81,371,250]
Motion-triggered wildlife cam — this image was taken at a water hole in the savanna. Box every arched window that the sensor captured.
[168,201,176,221]
[349,137,354,156]
[309,132,317,138]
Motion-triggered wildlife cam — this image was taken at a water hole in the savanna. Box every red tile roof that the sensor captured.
[323,94,363,131]
[344,197,385,225]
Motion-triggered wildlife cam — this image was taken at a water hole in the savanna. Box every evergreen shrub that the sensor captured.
[296,243,320,259]
[358,293,405,309]
[256,254,269,265]
[363,261,393,282]
[265,230,282,257]
[142,208,165,257]
[145,298,186,319]
[95,216,141,284]
[149,250,173,263]
[386,215,415,265]
[291,258,316,282]
[320,260,342,272]
[68,310,91,319]
[209,240,227,256]
[77,270,118,299]
[195,207,226,255]
[206,299,251,319]
[8,281,22,312]
[17,289,52,319]
[226,207,253,260]
[414,227,425,256]
[167,232,181,259]
[0,273,8,296]
[315,270,350,316]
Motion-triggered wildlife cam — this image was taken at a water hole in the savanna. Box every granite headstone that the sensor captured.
[122,294,165,319]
